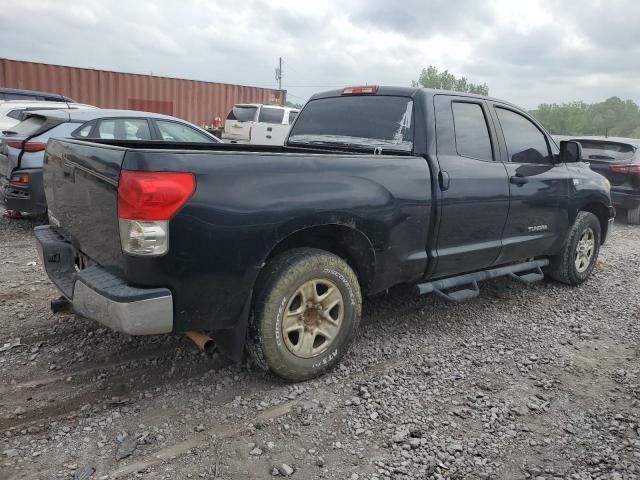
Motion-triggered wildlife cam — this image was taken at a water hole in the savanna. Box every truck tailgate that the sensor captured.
[44,139,126,270]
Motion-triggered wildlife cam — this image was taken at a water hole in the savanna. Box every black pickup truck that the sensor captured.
[35,86,614,381]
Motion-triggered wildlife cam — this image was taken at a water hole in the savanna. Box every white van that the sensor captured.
[222,104,299,145]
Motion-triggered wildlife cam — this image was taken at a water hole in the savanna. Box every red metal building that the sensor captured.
[0,58,285,126]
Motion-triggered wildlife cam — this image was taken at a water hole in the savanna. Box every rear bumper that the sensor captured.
[611,190,640,210]
[34,225,173,335]
[0,169,47,215]
[221,135,249,144]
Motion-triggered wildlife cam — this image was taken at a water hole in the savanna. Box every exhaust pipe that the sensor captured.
[185,331,216,354]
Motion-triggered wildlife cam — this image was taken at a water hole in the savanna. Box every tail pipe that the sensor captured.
[185,331,216,354]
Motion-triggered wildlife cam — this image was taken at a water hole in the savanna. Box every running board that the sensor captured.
[416,259,549,303]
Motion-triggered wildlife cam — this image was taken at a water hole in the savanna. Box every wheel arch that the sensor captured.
[579,201,610,244]
[263,223,376,294]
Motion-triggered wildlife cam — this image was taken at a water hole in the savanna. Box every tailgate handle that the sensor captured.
[266,135,272,139]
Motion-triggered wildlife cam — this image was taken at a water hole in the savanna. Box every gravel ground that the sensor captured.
[1,212,639,480]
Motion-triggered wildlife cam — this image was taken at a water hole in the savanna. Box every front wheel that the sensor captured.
[546,211,601,285]
[247,248,362,382]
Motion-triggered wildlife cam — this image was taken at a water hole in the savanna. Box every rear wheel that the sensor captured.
[247,248,362,381]
[626,206,640,225]
[546,211,601,285]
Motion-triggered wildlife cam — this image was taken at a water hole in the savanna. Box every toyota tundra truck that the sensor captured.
[35,86,614,381]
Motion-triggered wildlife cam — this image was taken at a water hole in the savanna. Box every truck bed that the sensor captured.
[43,138,434,334]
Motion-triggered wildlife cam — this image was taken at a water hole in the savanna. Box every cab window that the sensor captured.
[495,107,552,164]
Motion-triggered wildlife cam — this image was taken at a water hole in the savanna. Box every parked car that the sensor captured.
[0,109,221,217]
[222,104,299,145]
[564,137,639,224]
[0,87,75,102]
[0,101,96,132]
[36,86,613,381]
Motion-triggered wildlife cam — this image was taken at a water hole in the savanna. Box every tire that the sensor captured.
[626,206,640,225]
[247,248,362,382]
[546,211,601,285]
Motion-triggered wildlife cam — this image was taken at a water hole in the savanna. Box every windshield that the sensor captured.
[288,96,414,152]
[4,115,47,136]
[227,106,258,122]
[577,140,635,161]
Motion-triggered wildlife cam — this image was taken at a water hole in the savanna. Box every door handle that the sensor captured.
[439,170,450,191]
[510,175,528,186]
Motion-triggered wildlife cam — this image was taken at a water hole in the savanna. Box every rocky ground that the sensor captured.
[1,213,639,480]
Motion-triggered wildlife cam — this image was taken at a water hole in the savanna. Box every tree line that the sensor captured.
[414,66,640,138]
[529,97,640,138]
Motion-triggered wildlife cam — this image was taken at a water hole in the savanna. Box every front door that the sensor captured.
[489,104,572,263]
[432,95,510,278]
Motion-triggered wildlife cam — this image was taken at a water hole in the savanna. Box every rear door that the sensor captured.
[223,105,258,143]
[432,95,510,277]
[251,106,288,145]
[490,104,571,263]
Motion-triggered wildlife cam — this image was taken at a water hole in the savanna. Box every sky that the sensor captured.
[1,0,639,108]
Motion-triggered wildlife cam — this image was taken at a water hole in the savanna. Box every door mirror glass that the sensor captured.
[560,140,583,163]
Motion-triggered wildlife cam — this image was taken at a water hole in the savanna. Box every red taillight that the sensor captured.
[118,171,196,221]
[23,142,47,152]
[6,140,46,152]
[610,164,640,175]
[341,85,378,95]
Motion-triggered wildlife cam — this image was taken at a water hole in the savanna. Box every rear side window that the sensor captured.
[495,107,551,164]
[451,102,493,161]
[289,96,414,151]
[6,116,47,135]
[258,107,285,124]
[95,119,152,140]
[288,111,299,124]
[577,140,635,161]
[227,106,258,122]
[7,109,24,120]
[155,120,216,143]
[75,122,93,137]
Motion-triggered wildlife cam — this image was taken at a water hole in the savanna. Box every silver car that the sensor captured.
[0,109,221,217]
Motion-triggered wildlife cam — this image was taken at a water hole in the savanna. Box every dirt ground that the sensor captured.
[1,213,639,480]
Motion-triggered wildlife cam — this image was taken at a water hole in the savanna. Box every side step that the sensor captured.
[416,259,549,303]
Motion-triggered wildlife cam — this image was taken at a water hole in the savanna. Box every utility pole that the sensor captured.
[275,57,283,91]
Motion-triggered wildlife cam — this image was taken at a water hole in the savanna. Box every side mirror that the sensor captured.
[560,140,583,163]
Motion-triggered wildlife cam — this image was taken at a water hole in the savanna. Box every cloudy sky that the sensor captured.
[1,0,638,108]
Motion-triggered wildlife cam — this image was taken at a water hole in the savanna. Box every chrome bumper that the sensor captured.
[34,225,173,335]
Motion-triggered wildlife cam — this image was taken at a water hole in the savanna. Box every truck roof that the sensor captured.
[234,103,299,111]
[309,86,519,109]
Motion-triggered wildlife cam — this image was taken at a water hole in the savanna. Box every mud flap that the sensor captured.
[214,291,252,362]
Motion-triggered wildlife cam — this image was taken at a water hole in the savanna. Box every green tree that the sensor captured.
[414,65,489,96]
[530,97,640,137]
